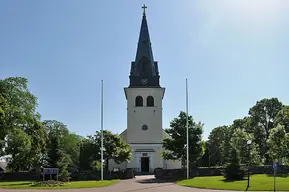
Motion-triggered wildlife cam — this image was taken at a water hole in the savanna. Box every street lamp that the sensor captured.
[247,140,252,188]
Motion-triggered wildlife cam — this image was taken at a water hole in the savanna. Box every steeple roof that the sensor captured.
[134,10,156,74]
[129,5,160,88]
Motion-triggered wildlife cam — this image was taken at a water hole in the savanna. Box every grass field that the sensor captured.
[177,174,289,191]
[0,180,119,189]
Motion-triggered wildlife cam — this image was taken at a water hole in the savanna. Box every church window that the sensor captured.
[135,96,143,106]
[147,96,154,106]
[142,124,148,131]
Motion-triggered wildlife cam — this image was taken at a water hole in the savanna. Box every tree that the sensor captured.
[207,126,230,166]
[249,98,283,139]
[87,130,132,172]
[5,128,32,171]
[62,133,83,172]
[224,147,246,181]
[199,142,210,167]
[24,116,47,170]
[79,138,97,171]
[267,125,288,163]
[274,106,289,133]
[43,120,83,174]
[1,77,38,132]
[249,98,283,163]
[43,120,73,181]
[162,111,204,168]
[0,80,6,120]
[230,128,261,165]
[0,77,46,169]
[221,126,236,164]
[91,160,102,171]
[0,80,7,156]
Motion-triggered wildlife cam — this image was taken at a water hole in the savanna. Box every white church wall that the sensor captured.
[129,145,164,172]
[125,87,165,144]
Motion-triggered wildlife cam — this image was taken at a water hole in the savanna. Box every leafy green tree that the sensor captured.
[62,133,83,171]
[162,111,204,168]
[43,120,69,138]
[230,128,261,165]
[222,126,236,164]
[224,147,246,181]
[91,160,102,171]
[43,120,83,173]
[231,118,249,132]
[274,106,289,133]
[79,138,97,171]
[207,126,230,166]
[0,77,46,169]
[0,80,6,120]
[249,98,283,138]
[57,153,72,181]
[0,81,7,156]
[231,117,266,161]
[267,124,288,163]
[249,98,283,163]
[88,130,132,172]
[199,142,210,167]
[43,120,72,180]
[24,117,47,170]
[1,77,38,131]
[5,128,32,171]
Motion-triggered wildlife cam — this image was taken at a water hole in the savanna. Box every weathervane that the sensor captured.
[142,4,147,15]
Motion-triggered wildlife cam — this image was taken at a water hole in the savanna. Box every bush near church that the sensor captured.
[31,180,68,187]
[223,148,246,180]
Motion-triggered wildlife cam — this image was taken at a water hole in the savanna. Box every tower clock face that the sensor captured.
[141,78,148,84]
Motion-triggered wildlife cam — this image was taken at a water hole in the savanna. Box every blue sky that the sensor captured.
[1,0,289,140]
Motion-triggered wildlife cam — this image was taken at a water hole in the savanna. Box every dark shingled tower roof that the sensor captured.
[129,5,160,88]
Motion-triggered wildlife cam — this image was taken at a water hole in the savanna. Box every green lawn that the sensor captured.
[0,180,119,189]
[177,174,289,191]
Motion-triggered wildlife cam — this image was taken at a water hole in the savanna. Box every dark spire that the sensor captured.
[129,5,160,87]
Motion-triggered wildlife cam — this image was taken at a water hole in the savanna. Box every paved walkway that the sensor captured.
[0,175,240,192]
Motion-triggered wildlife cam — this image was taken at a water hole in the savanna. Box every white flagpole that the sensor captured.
[101,79,104,181]
[186,78,189,179]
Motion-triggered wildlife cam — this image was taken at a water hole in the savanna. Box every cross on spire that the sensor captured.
[142,4,147,15]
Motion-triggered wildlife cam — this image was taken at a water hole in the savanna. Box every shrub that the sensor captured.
[224,147,246,180]
[59,169,71,182]
[31,180,68,187]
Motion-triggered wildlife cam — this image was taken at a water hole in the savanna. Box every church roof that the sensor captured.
[132,10,157,76]
[129,5,160,89]
[119,128,170,141]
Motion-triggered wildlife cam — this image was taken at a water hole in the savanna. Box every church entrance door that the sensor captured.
[141,157,150,172]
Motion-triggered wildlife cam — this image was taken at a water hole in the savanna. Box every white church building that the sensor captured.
[109,7,181,174]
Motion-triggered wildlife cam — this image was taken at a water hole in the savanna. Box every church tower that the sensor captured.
[108,5,181,173]
[124,6,165,145]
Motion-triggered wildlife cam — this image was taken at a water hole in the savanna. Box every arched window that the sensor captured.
[147,96,154,107]
[135,96,143,106]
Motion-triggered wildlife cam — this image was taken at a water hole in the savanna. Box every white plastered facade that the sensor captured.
[108,87,181,173]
